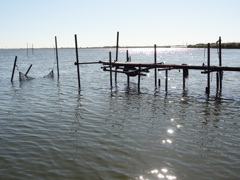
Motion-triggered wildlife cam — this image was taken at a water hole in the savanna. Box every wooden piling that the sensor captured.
[55,36,60,79]
[109,52,113,88]
[126,50,129,62]
[11,56,17,82]
[165,70,168,92]
[25,64,32,75]
[218,36,222,90]
[154,44,157,87]
[32,44,34,55]
[138,65,141,92]
[216,72,219,92]
[115,32,119,84]
[206,43,210,94]
[183,70,185,90]
[75,34,81,89]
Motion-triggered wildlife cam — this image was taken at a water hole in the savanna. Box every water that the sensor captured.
[0,48,240,180]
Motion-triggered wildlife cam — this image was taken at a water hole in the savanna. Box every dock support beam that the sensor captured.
[109,52,113,88]
[75,34,81,89]
[165,70,168,92]
[126,50,130,88]
[115,31,119,84]
[11,56,18,82]
[138,66,141,92]
[154,44,157,87]
[206,43,210,95]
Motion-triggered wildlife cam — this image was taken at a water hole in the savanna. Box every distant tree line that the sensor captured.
[187,42,240,49]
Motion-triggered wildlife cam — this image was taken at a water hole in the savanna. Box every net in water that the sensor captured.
[44,70,54,78]
[19,72,35,81]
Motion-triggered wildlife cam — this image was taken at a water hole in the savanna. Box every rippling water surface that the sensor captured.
[0,48,240,180]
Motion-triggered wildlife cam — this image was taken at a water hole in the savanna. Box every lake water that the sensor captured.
[0,48,240,180]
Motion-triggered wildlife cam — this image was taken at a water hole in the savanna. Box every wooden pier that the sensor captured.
[74,34,240,96]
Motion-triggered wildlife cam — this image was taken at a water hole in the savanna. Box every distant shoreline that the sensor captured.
[1,42,240,49]
[187,42,240,49]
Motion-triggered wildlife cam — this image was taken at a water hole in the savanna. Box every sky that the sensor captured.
[1,0,240,48]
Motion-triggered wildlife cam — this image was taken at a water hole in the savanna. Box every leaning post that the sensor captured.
[25,64,32,76]
[75,34,81,89]
[55,36,60,79]
[11,56,18,82]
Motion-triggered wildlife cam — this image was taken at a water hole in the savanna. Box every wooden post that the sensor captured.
[206,43,210,94]
[158,79,161,87]
[11,56,17,82]
[115,31,119,84]
[183,70,185,90]
[138,65,141,92]
[25,64,32,75]
[154,44,157,87]
[32,44,34,55]
[27,43,28,55]
[126,50,130,88]
[75,34,81,89]
[109,52,113,88]
[55,36,60,79]
[216,72,219,92]
[218,36,222,90]
[165,70,168,92]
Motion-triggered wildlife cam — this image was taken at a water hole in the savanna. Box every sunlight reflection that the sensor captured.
[177,124,182,128]
[162,139,172,144]
[158,173,165,178]
[167,129,174,134]
[161,168,168,173]
[138,168,177,180]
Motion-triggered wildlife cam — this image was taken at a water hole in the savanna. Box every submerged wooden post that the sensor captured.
[11,56,17,82]
[216,72,219,92]
[206,43,210,94]
[25,64,32,75]
[154,44,157,87]
[138,65,141,92]
[75,34,81,89]
[183,70,185,90]
[182,66,188,91]
[115,31,119,84]
[55,36,60,79]
[165,70,168,92]
[109,52,113,88]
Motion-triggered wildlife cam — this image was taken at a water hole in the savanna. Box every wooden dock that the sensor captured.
[102,61,240,72]
[74,33,240,96]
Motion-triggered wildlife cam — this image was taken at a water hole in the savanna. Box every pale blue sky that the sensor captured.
[1,0,240,48]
